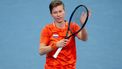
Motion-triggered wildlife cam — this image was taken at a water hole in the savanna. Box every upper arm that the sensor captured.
[39,26,52,55]
[40,26,51,45]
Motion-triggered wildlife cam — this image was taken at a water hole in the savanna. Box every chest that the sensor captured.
[50,29,67,42]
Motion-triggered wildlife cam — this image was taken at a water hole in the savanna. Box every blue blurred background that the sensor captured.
[0,0,122,69]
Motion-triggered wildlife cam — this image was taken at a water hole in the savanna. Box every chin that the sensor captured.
[57,20,64,23]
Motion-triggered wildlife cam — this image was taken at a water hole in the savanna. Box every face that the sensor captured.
[51,5,65,23]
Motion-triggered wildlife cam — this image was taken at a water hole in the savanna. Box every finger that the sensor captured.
[64,39,69,42]
[64,41,68,44]
[62,43,66,47]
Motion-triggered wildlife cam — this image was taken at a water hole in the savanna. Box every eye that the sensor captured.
[59,10,62,13]
[53,11,57,14]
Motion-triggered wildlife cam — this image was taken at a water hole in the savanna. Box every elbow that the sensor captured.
[82,34,88,41]
[81,36,88,41]
[79,37,88,41]
[82,38,88,41]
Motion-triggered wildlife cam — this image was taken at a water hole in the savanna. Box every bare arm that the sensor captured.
[76,28,88,41]
[76,10,91,41]
[39,43,53,55]
[39,39,69,55]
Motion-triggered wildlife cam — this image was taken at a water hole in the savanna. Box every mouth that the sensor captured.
[56,18,63,23]
[56,17,62,20]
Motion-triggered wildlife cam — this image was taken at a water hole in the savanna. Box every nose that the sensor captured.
[57,12,61,17]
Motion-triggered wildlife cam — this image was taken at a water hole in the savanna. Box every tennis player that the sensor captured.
[39,0,88,69]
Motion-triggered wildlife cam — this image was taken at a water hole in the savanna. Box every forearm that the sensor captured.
[39,42,58,55]
[39,45,53,55]
[77,28,88,41]
[39,39,69,55]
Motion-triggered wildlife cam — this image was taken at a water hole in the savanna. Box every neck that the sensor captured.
[54,20,65,28]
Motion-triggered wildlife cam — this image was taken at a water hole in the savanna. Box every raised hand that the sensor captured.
[80,10,91,24]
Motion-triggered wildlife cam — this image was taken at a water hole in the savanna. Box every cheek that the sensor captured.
[61,12,65,17]
[62,11,65,17]
[51,14,56,18]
